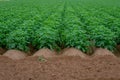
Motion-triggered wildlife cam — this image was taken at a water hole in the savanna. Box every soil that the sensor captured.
[0,55,120,80]
[60,48,88,58]
[92,48,116,57]
[33,48,57,58]
[3,50,27,60]
[1,48,120,80]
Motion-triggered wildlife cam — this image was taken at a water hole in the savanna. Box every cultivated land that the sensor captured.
[0,0,120,80]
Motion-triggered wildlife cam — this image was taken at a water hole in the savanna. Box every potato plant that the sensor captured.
[6,29,29,51]
[32,26,59,50]
[62,25,90,52]
[90,26,116,51]
[0,0,120,53]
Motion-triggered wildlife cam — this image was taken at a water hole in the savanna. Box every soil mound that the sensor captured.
[61,48,87,58]
[33,48,56,58]
[0,56,120,80]
[92,48,116,58]
[0,55,13,63]
[3,50,27,60]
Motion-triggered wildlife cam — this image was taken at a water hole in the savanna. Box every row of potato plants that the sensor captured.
[32,4,64,51]
[0,0,120,53]
[0,0,62,51]
[78,1,120,44]
[61,4,91,53]
[71,3,117,51]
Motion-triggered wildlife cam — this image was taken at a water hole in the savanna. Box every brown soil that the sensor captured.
[61,48,88,58]
[0,55,120,80]
[33,48,57,58]
[1,48,120,80]
[3,50,27,60]
[92,48,116,58]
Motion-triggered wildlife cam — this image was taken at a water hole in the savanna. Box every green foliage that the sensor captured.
[90,26,116,51]
[62,25,90,52]
[32,26,59,50]
[104,18,120,44]
[0,22,8,47]
[6,29,29,51]
[0,0,120,53]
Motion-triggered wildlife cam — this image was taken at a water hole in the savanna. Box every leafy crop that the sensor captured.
[90,26,116,51]
[62,25,90,52]
[6,29,29,51]
[32,26,59,50]
[0,0,120,53]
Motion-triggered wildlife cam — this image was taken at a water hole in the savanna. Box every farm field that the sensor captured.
[1,0,120,80]
[0,0,120,53]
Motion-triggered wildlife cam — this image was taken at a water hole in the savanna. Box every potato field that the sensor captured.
[1,0,120,80]
[0,0,120,53]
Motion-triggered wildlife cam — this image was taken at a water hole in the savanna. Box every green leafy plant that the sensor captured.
[0,0,120,53]
[0,22,9,47]
[90,25,116,51]
[32,26,59,50]
[6,29,29,51]
[62,25,90,53]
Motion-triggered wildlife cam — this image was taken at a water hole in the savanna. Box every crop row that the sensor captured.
[0,0,120,53]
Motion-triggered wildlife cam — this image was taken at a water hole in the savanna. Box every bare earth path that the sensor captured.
[0,55,120,80]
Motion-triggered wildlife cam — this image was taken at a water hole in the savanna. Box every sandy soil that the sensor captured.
[0,56,120,80]
[0,48,120,80]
